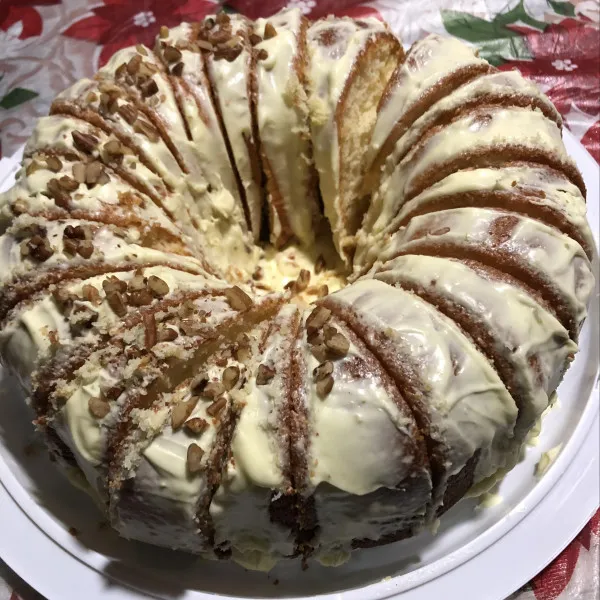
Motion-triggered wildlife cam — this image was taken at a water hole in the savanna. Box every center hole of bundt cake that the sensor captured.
[248,230,349,301]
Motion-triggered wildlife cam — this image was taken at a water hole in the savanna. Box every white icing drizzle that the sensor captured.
[364,106,577,238]
[378,208,594,333]
[327,279,519,493]
[371,34,489,161]
[372,254,577,439]
[255,9,317,248]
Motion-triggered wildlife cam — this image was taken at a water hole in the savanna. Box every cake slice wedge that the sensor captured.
[199,13,264,241]
[305,16,403,264]
[253,8,320,249]
[295,308,431,563]
[321,279,519,516]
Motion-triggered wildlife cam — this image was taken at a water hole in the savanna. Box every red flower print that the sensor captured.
[501,19,600,119]
[62,0,215,67]
[0,0,60,40]
[531,540,580,600]
[226,0,374,20]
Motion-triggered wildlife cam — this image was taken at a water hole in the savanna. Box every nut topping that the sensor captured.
[72,131,98,154]
[316,375,334,399]
[157,326,179,342]
[72,162,86,183]
[85,161,105,185]
[82,284,101,305]
[206,396,227,417]
[264,22,277,39]
[172,61,184,76]
[128,289,153,306]
[127,53,142,75]
[305,306,331,334]
[23,235,53,262]
[171,398,198,430]
[46,178,70,208]
[313,360,333,382]
[187,443,204,474]
[256,48,268,61]
[295,269,311,292]
[203,381,225,399]
[106,291,127,317]
[102,275,128,294]
[159,25,169,39]
[222,365,240,391]
[88,396,110,418]
[256,363,275,385]
[184,417,209,435]
[164,45,182,63]
[118,103,138,124]
[143,312,157,349]
[224,286,253,311]
[46,156,63,172]
[325,332,350,358]
[140,78,159,98]
[104,139,123,156]
[147,275,169,297]
[190,374,209,395]
[76,240,94,258]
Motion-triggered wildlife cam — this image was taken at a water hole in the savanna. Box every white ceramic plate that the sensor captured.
[0,131,598,600]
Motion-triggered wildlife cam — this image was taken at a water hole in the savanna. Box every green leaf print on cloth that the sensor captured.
[0,88,39,110]
[442,0,547,66]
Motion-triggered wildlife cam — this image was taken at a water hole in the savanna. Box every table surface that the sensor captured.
[0,0,598,599]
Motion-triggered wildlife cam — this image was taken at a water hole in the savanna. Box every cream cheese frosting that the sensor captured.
[325,279,519,495]
[372,254,577,441]
[364,106,578,238]
[255,9,317,248]
[370,34,490,164]
[377,207,595,336]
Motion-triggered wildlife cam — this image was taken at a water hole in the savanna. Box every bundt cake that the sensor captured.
[0,8,595,572]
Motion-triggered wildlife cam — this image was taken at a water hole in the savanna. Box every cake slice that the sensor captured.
[373,70,562,175]
[35,286,280,501]
[372,208,594,340]
[20,114,202,251]
[0,213,210,322]
[0,266,224,390]
[361,106,585,242]
[354,163,594,271]
[199,13,264,240]
[253,8,320,249]
[367,34,494,182]
[371,255,577,447]
[0,152,184,253]
[321,279,519,515]
[305,16,402,263]
[208,304,301,568]
[154,25,260,279]
[295,309,431,563]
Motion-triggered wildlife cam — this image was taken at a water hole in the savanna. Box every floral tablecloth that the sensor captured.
[0,0,598,598]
